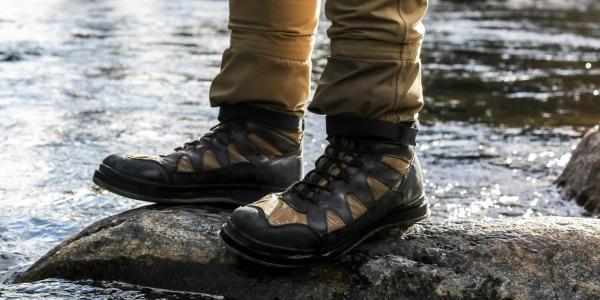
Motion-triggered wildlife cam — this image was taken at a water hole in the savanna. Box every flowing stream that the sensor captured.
[0,0,598,298]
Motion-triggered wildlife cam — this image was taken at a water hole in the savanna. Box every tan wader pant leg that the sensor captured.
[209,0,320,117]
[310,0,428,123]
[210,0,427,124]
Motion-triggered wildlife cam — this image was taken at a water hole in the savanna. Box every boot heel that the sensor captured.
[380,197,430,228]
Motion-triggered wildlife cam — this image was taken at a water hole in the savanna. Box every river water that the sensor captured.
[0,0,598,298]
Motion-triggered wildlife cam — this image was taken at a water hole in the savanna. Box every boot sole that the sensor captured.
[93,164,286,206]
[220,198,430,268]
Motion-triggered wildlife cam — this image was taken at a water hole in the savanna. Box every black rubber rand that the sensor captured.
[220,196,430,268]
[92,163,286,206]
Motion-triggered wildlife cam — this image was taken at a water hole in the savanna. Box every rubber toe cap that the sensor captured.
[227,205,321,252]
[101,153,168,183]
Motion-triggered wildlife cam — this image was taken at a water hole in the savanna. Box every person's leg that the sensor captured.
[221,0,430,267]
[209,0,320,117]
[309,0,427,124]
[93,0,320,205]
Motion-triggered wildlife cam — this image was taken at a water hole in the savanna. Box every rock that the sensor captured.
[557,125,600,214]
[14,206,600,299]
[1,252,24,284]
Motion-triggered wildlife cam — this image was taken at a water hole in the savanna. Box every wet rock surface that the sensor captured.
[558,125,600,214]
[16,206,600,299]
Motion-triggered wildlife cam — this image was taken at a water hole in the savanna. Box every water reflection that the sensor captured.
[419,0,600,126]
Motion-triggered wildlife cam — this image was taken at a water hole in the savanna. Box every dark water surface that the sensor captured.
[1,0,598,298]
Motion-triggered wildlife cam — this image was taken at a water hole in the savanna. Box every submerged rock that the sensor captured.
[557,125,600,214]
[1,252,24,284]
[15,206,600,299]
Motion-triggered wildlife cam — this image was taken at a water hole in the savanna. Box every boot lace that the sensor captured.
[173,122,235,151]
[291,139,362,200]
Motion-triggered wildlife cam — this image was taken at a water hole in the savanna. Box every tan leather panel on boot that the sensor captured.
[227,144,249,164]
[346,194,368,219]
[367,176,390,201]
[271,128,302,145]
[251,194,280,216]
[202,150,221,171]
[251,195,308,226]
[248,133,283,158]
[176,156,195,172]
[381,155,410,173]
[326,210,346,233]
[268,201,308,226]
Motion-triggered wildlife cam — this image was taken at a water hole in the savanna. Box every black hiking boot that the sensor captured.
[93,104,303,205]
[221,118,429,267]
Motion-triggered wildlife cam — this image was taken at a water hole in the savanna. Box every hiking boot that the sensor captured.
[93,104,303,205]
[220,117,429,267]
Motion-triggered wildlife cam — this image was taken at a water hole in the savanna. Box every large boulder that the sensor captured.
[14,205,600,299]
[557,125,600,214]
